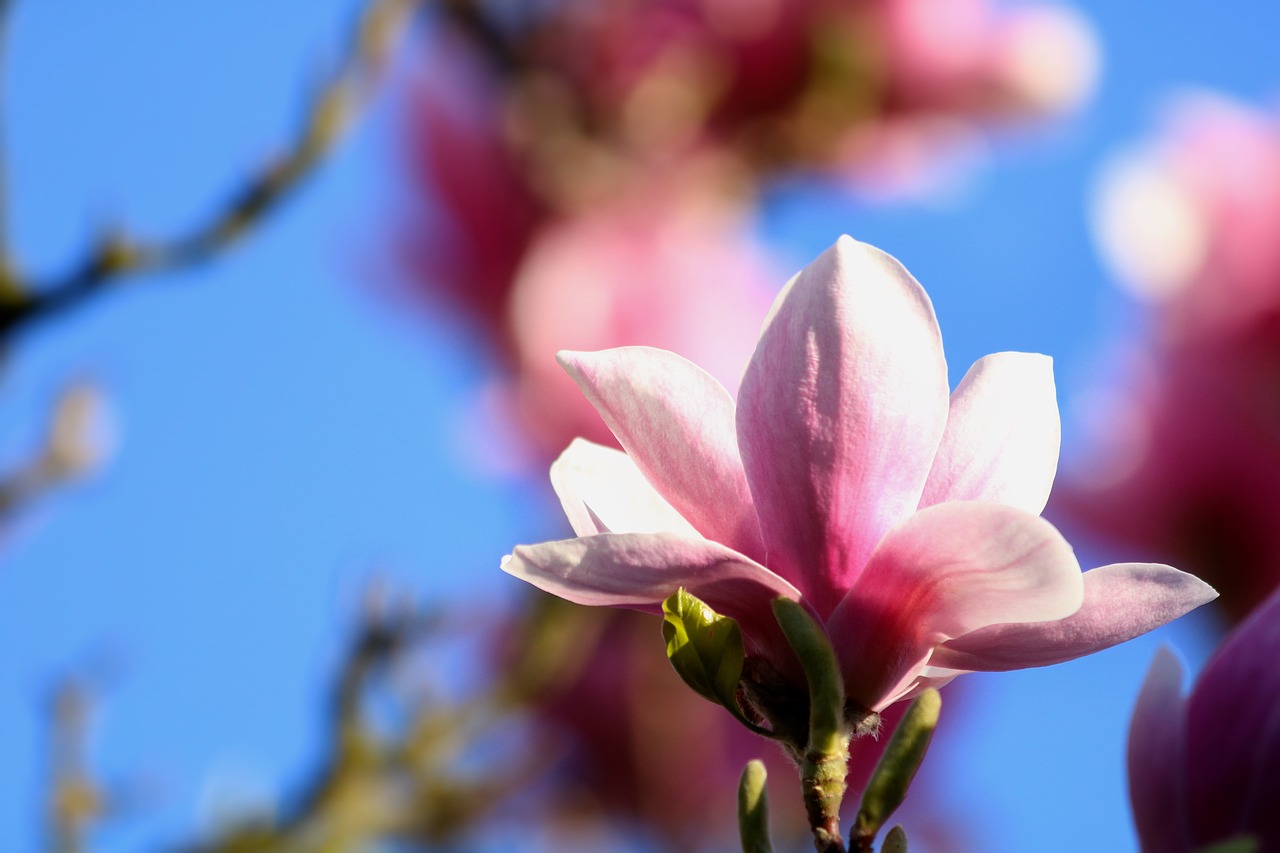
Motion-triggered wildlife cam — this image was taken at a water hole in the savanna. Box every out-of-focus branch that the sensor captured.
[39,589,597,853]
[0,0,419,341]
[45,682,104,853]
[0,382,105,527]
[175,590,541,852]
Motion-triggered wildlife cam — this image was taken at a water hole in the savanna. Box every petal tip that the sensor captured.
[1153,563,1220,607]
[1149,644,1185,680]
[555,349,584,370]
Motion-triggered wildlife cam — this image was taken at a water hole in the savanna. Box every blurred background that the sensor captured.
[1,0,1278,850]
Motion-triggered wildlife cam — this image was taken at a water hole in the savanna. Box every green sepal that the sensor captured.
[737,759,774,853]
[771,597,846,754]
[661,589,771,736]
[853,689,942,847]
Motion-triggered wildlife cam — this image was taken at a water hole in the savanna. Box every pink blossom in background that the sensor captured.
[1067,93,1280,621]
[391,0,1101,328]
[500,192,777,458]
[515,605,808,845]
[1091,93,1280,341]
[391,45,545,351]
[879,0,1097,118]
[1128,585,1280,851]
[520,0,1096,174]
[504,236,1214,718]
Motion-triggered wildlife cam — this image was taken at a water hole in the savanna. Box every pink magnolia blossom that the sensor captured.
[1128,585,1280,851]
[503,237,1215,715]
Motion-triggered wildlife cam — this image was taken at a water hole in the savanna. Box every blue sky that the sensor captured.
[0,1,1276,850]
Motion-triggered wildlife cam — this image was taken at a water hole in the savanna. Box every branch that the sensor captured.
[0,0,419,340]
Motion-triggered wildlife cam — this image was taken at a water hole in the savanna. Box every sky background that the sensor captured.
[0,1,1276,851]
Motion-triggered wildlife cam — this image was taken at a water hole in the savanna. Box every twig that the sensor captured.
[44,682,101,853]
[0,0,420,340]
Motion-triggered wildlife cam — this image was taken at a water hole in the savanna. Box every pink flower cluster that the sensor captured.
[391,0,1099,457]
[1069,93,1280,620]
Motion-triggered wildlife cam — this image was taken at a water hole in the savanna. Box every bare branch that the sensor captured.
[0,0,420,340]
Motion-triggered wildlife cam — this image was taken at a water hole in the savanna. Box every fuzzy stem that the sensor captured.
[801,733,850,852]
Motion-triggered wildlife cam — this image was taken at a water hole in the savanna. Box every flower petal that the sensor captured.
[919,352,1060,514]
[826,502,1083,711]
[502,532,800,650]
[736,237,949,615]
[1186,585,1280,847]
[557,347,764,560]
[881,666,967,708]
[1127,648,1191,853]
[929,563,1217,671]
[550,438,698,537]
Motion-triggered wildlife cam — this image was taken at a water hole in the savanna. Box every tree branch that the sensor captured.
[0,0,419,340]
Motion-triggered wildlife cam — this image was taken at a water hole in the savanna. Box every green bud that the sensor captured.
[853,689,942,847]
[771,597,845,753]
[737,759,773,853]
[662,588,744,705]
[880,825,908,853]
[662,589,772,736]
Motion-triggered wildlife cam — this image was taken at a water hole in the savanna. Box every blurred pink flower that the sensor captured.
[498,191,776,457]
[880,0,1097,118]
[391,46,544,349]
[1091,93,1280,340]
[521,605,807,844]
[505,237,1214,716]
[1067,93,1280,621]
[560,0,1095,132]
[1128,585,1280,851]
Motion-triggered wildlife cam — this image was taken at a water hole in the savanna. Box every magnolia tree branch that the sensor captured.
[0,0,419,341]
[0,382,104,531]
[45,683,100,853]
[45,593,548,853]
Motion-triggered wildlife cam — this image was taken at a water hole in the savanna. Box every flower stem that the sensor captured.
[801,733,850,852]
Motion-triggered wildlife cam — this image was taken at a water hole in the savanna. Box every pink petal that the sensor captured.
[882,666,966,708]
[558,348,764,561]
[550,438,698,537]
[1186,586,1280,847]
[736,237,949,616]
[502,532,801,651]
[929,563,1217,671]
[826,502,1083,711]
[1127,648,1190,853]
[919,352,1060,514]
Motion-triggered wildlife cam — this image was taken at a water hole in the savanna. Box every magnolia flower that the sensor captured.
[1128,586,1280,851]
[503,237,1215,717]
